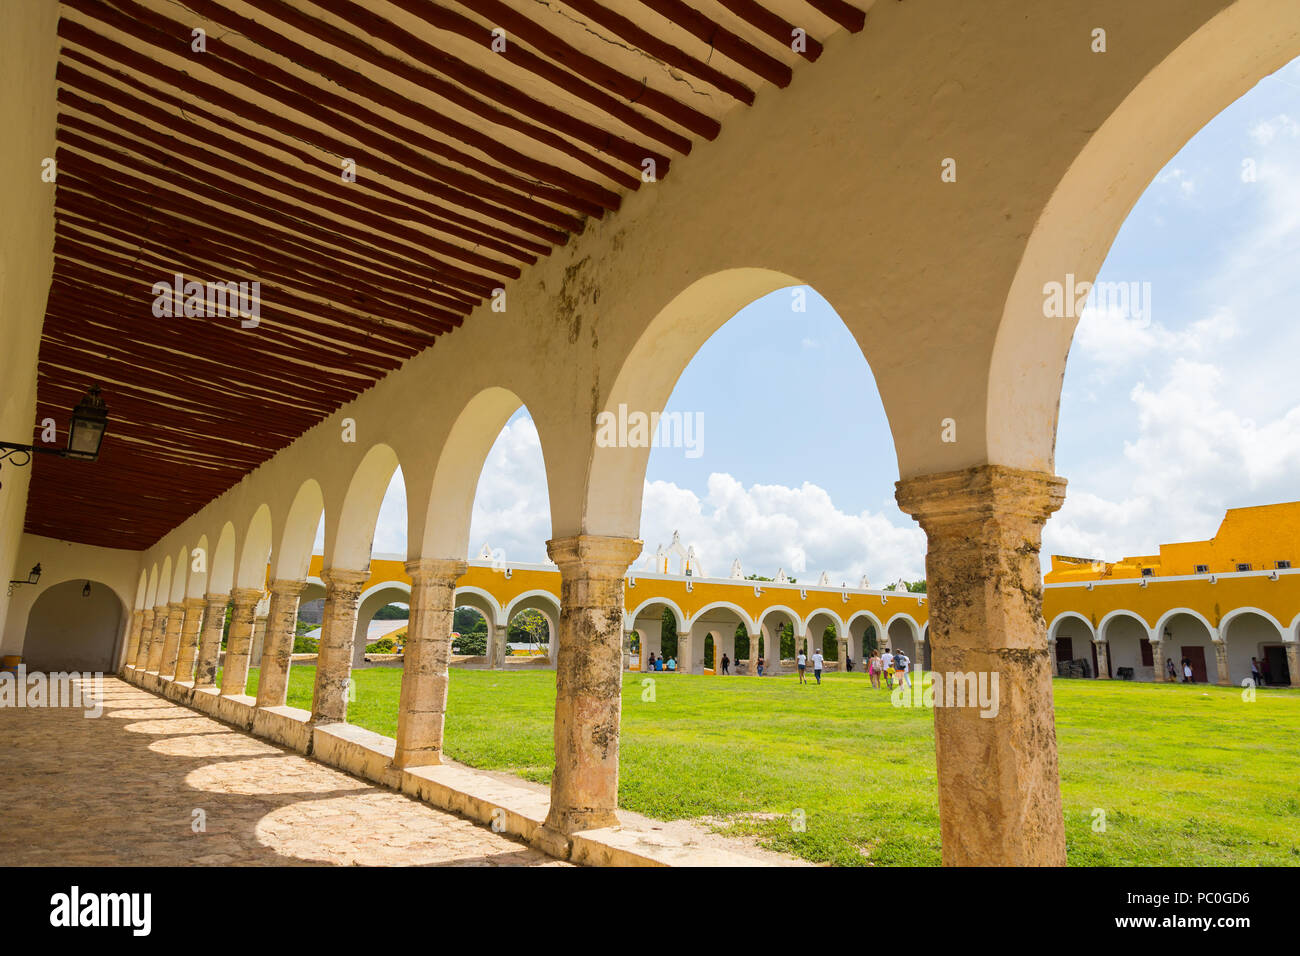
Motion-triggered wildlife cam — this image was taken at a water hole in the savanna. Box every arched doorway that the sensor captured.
[23,580,124,672]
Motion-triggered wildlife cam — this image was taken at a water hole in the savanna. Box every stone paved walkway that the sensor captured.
[0,677,567,866]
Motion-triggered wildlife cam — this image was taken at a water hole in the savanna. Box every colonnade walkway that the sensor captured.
[2,677,793,866]
[0,677,566,866]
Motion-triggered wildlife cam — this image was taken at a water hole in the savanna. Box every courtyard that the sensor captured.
[240,667,1300,867]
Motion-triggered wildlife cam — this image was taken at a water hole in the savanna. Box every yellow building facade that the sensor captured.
[305,553,929,676]
[1043,503,1300,686]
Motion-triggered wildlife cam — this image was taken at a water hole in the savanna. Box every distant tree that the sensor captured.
[373,603,409,620]
[885,579,927,593]
[508,609,549,646]
[660,606,679,659]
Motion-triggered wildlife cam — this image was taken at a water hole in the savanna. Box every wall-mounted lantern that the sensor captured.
[0,385,109,487]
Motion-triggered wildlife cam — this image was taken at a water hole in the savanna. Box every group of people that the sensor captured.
[1164,654,1276,686]
[866,648,910,690]
[643,652,677,672]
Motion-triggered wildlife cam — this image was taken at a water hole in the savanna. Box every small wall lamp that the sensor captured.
[7,563,42,597]
[0,385,110,488]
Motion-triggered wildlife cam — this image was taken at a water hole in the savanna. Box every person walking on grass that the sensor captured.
[720,653,730,675]
[895,650,911,689]
[1165,657,1177,682]
[881,648,894,690]
[812,647,824,684]
[1250,657,1263,688]
[1182,658,1193,683]
[868,651,882,690]
[797,648,808,684]
[756,655,765,677]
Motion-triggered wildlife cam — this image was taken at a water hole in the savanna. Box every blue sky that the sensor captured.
[369,55,1300,584]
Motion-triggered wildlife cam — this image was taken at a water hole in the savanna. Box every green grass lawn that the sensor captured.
[242,666,1300,867]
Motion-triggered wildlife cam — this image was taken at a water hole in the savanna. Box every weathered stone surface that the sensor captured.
[541,534,642,836]
[221,588,263,697]
[174,597,206,683]
[123,609,145,672]
[1288,644,1300,688]
[256,579,306,708]
[145,603,168,672]
[132,608,154,669]
[393,558,465,769]
[896,464,1067,867]
[193,593,228,688]
[311,568,370,724]
[159,602,185,678]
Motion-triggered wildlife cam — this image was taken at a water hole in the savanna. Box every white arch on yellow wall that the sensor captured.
[884,612,922,641]
[846,609,886,638]
[235,504,273,591]
[1289,613,1300,643]
[626,596,686,633]
[686,600,758,636]
[275,478,325,581]
[1048,611,1096,642]
[1220,606,1286,640]
[1097,609,1154,643]
[454,586,505,629]
[1154,607,1219,643]
[756,604,804,638]
[331,443,401,571]
[505,589,561,624]
[803,608,847,646]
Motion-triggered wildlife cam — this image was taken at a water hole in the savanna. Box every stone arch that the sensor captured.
[275,478,325,581]
[454,585,505,665]
[804,608,846,664]
[186,535,209,598]
[988,0,1300,473]
[504,590,560,661]
[1220,607,1286,686]
[134,569,148,610]
[210,521,237,595]
[1098,610,1156,681]
[846,609,885,663]
[687,600,758,636]
[884,612,921,662]
[331,444,401,570]
[352,581,412,666]
[1098,609,1153,642]
[168,545,188,603]
[156,555,172,609]
[143,563,159,608]
[22,578,125,672]
[626,595,685,634]
[421,386,557,562]
[1048,611,1095,642]
[583,268,811,538]
[1291,613,1300,643]
[1156,608,1219,684]
[235,504,273,590]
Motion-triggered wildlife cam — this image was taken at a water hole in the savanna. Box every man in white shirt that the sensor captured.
[880,649,894,689]
[797,650,808,684]
[811,648,825,684]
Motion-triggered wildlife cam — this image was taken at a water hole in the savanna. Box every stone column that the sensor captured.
[145,604,169,671]
[1212,639,1230,686]
[220,588,262,696]
[194,594,228,688]
[249,611,269,668]
[1150,638,1166,682]
[1094,640,1110,679]
[174,597,206,683]
[256,579,306,708]
[1046,638,1058,676]
[124,609,145,670]
[1285,643,1300,688]
[310,568,370,724]
[896,465,1067,867]
[540,534,642,840]
[159,602,185,678]
[393,558,465,768]
[621,630,633,671]
[765,625,783,676]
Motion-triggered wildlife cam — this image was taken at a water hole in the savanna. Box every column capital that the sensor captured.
[546,534,643,577]
[167,600,185,613]
[183,596,207,611]
[141,607,156,622]
[404,558,467,584]
[269,578,307,598]
[896,464,1067,528]
[321,567,370,593]
[230,586,264,606]
[204,592,229,608]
